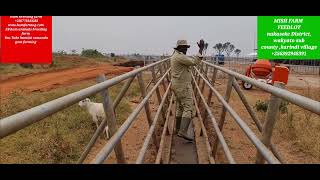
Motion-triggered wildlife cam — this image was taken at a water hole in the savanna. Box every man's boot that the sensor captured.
[177,117,194,141]
[175,117,182,134]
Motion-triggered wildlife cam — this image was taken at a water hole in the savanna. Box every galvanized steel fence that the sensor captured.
[1,57,319,164]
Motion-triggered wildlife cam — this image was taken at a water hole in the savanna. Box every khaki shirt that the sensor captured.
[170,50,203,84]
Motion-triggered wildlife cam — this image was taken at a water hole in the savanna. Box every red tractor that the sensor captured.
[242,60,289,90]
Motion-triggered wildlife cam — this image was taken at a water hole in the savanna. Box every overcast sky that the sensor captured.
[53,16,257,56]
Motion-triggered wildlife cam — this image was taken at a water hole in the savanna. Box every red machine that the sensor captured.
[242,60,289,90]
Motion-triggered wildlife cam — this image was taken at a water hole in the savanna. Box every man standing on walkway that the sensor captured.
[170,39,204,141]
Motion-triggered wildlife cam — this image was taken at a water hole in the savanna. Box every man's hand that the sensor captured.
[197,39,205,55]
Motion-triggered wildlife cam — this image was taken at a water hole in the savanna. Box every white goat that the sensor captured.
[78,98,109,139]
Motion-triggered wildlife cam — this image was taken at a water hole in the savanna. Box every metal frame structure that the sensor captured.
[1,57,319,164]
[0,58,172,164]
[192,60,320,164]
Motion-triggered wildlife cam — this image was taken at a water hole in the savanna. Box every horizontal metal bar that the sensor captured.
[193,67,280,164]
[136,83,172,164]
[203,61,320,115]
[191,74,235,164]
[0,59,170,139]
[91,68,171,164]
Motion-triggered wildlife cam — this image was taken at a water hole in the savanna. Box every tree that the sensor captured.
[56,50,67,56]
[71,49,77,55]
[81,49,104,58]
[224,42,235,57]
[234,49,241,60]
[213,43,224,55]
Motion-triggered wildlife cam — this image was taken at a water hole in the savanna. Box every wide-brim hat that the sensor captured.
[174,40,190,49]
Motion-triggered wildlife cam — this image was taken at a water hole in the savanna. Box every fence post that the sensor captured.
[159,63,168,90]
[77,75,134,163]
[256,81,285,164]
[96,74,126,164]
[137,71,159,149]
[212,75,233,156]
[203,67,218,122]
[151,66,166,125]
[198,64,209,104]
[159,64,169,107]
[197,62,204,85]
[232,78,284,163]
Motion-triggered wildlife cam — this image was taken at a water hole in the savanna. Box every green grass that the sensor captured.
[236,84,320,162]
[274,87,320,160]
[0,78,141,164]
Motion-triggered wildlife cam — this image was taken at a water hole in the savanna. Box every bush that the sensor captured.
[53,50,68,56]
[254,100,268,112]
[254,100,288,113]
[81,49,105,58]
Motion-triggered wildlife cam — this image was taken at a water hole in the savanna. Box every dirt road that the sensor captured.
[0,65,133,98]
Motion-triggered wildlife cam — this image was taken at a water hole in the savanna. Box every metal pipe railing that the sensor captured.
[231,78,284,163]
[91,69,171,164]
[193,68,280,164]
[191,85,235,164]
[136,83,172,164]
[77,75,136,164]
[202,61,320,115]
[0,58,169,138]
[155,95,174,164]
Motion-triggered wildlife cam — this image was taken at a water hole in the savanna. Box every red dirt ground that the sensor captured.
[0,65,133,99]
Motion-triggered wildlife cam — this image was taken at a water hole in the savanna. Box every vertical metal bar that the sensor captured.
[256,82,285,164]
[151,66,166,124]
[96,74,126,164]
[202,67,218,122]
[159,63,168,91]
[203,63,209,80]
[198,64,209,104]
[212,75,234,156]
[159,63,169,108]
[164,62,172,98]
[167,60,172,82]
[193,68,198,97]
[197,62,204,85]
[137,72,159,149]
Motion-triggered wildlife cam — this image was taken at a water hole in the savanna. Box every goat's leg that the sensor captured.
[93,116,99,129]
[105,126,109,139]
